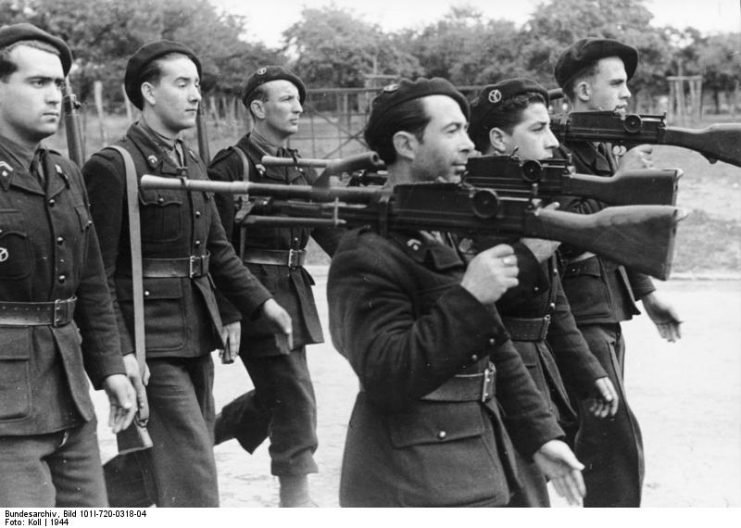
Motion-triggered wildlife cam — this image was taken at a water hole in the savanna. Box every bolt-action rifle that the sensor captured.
[464,155,680,206]
[550,110,741,167]
[62,79,85,167]
[261,151,386,184]
[140,175,685,280]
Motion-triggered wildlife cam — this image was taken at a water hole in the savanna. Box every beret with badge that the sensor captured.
[364,77,469,146]
[469,78,550,136]
[124,40,202,110]
[241,65,306,107]
[554,37,638,89]
[0,23,73,76]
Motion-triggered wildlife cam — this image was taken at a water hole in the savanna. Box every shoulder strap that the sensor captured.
[107,146,146,373]
[232,144,252,183]
[231,145,255,259]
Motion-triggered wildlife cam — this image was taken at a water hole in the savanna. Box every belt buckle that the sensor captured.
[287,249,301,269]
[189,255,200,278]
[480,366,494,402]
[53,298,66,327]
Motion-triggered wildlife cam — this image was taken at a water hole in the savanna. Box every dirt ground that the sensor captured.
[92,269,741,509]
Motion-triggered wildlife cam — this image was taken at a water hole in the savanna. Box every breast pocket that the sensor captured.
[138,189,184,243]
[0,209,32,280]
[0,328,32,421]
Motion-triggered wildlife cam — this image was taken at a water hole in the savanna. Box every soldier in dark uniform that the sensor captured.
[327,77,587,507]
[208,66,340,507]
[553,38,682,507]
[0,23,137,507]
[468,78,619,506]
[82,42,292,507]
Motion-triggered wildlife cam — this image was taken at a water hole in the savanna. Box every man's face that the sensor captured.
[582,56,631,113]
[146,54,201,134]
[501,102,559,160]
[411,95,474,183]
[256,80,302,138]
[0,45,64,145]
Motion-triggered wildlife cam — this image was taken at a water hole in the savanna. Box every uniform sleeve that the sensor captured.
[545,276,608,398]
[72,164,127,387]
[82,151,134,357]
[627,269,656,300]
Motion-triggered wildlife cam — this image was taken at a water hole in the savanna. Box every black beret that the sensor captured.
[554,38,638,89]
[124,40,202,110]
[241,65,306,107]
[364,77,469,142]
[0,23,72,76]
[470,78,549,133]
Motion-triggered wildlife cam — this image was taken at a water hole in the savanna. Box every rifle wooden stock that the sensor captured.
[62,80,85,167]
[464,156,679,205]
[140,176,683,279]
[552,111,741,167]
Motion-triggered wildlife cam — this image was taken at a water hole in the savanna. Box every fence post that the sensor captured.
[93,80,107,146]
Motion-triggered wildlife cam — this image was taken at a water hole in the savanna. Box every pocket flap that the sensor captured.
[0,328,31,360]
[388,403,485,448]
[0,209,28,239]
[117,277,183,301]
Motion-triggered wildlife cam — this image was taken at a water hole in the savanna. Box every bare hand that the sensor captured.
[102,374,136,434]
[533,439,586,506]
[122,353,149,423]
[642,291,682,342]
[261,298,293,351]
[586,377,619,418]
[461,244,519,304]
[218,321,242,364]
[618,144,653,170]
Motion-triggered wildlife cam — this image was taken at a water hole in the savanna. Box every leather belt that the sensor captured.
[242,248,306,269]
[0,297,77,327]
[142,254,210,278]
[502,316,551,341]
[422,362,496,403]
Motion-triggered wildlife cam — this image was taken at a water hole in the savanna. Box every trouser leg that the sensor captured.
[215,390,270,451]
[47,419,108,507]
[0,433,57,506]
[242,347,318,476]
[146,356,219,507]
[574,324,644,507]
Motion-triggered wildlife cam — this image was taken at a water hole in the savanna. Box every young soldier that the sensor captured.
[468,78,619,506]
[82,42,292,507]
[553,38,682,507]
[209,66,340,507]
[0,23,137,506]
[327,77,586,507]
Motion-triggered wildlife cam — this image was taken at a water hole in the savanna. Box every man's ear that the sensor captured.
[488,127,509,155]
[392,130,419,161]
[575,80,592,103]
[141,82,156,107]
[250,99,266,120]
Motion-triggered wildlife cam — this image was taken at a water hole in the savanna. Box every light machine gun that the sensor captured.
[141,175,686,280]
[550,110,741,167]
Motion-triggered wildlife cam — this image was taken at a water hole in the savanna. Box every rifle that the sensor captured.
[261,151,386,184]
[464,155,680,206]
[195,102,211,163]
[551,110,741,167]
[140,176,685,280]
[62,79,85,167]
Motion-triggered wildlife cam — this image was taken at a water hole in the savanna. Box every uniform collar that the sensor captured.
[0,135,69,196]
[390,230,464,271]
[242,133,305,183]
[564,140,614,174]
[128,122,194,175]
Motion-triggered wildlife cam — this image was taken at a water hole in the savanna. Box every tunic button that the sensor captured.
[144,290,150,297]
[470,354,478,362]
[157,196,164,203]
[195,211,201,218]
[549,302,556,310]
[56,236,64,245]
[533,286,540,292]
[488,337,496,346]
[48,198,55,206]
[437,431,447,440]
[194,240,201,247]
[58,274,66,283]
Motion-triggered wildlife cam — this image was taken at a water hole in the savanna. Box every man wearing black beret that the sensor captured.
[468,78,619,507]
[207,65,339,507]
[327,77,586,507]
[553,38,682,507]
[0,23,138,506]
[82,42,292,507]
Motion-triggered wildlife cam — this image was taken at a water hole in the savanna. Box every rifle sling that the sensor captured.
[108,146,146,372]
[233,145,252,260]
